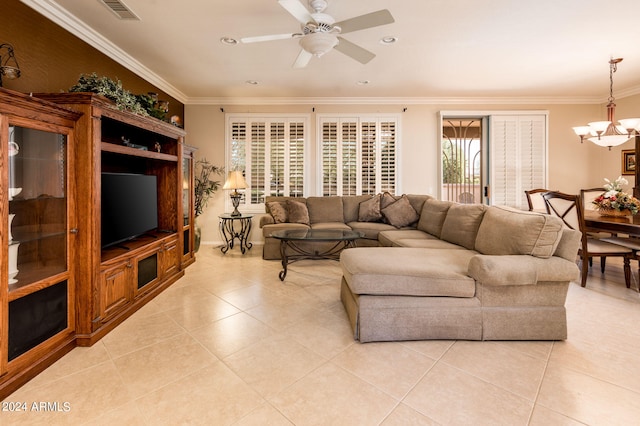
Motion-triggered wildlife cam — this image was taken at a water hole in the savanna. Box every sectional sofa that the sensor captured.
[260,194,581,342]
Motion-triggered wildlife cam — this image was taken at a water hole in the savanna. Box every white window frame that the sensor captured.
[225,113,310,213]
[316,114,401,196]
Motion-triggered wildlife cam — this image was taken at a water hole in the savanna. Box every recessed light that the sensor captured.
[220,37,238,45]
[357,80,370,85]
[245,80,259,85]
[380,36,398,44]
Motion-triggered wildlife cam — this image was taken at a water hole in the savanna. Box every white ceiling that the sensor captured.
[23,0,640,104]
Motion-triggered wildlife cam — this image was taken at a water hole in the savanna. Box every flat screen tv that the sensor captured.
[101,172,158,248]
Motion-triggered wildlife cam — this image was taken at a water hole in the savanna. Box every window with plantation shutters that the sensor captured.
[318,115,399,196]
[226,114,309,211]
[489,114,547,209]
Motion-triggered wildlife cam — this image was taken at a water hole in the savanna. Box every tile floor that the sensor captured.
[2,245,640,425]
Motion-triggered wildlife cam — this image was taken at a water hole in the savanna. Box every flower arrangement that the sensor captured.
[593,176,640,215]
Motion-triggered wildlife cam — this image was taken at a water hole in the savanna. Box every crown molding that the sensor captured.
[184,95,606,106]
[21,0,188,103]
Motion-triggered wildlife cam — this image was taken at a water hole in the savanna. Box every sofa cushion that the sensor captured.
[287,200,310,225]
[378,229,434,247]
[440,203,487,250]
[381,195,419,228]
[343,195,375,223]
[310,222,351,231]
[266,201,288,223]
[358,195,383,222]
[262,222,310,237]
[348,221,397,240]
[306,196,344,223]
[474,206,563,258]
[405,194,432,216]
[341,247,476,297]
[396,239,469,249]
[417,199,453,238]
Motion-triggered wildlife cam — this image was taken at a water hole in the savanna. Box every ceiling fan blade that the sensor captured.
[278,0,313,24]
[240,33,299,43]
[334,37,375,64]
[335,9,395,34]
[292,49,313,68]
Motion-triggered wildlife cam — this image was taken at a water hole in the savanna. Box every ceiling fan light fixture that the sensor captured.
[299,32,338,57]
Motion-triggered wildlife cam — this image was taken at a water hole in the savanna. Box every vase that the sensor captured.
[9,242,19,284]
[8,213,15,242]
[597,208,631,217]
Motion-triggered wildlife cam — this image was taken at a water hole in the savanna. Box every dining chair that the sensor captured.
[580,187,615,255]
[580,187,607,211]
[524,188,551,212]
[543,191,632,288]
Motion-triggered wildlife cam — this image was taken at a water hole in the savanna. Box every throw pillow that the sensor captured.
[380,192,399,209]
[381,195,419,228]
[417,199,452,238]
[358,194,382,222]
[287,200,310,225]
[266,201,288,223]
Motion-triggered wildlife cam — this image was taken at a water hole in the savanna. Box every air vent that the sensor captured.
[99,0,140,20]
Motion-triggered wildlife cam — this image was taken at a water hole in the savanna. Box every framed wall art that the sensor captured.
[622,149,636,175]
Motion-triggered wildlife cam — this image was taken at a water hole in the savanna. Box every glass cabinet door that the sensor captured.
[8,125,68,290]
[182,156,191,227]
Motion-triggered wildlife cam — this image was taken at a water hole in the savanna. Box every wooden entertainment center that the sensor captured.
[0,89,195,398]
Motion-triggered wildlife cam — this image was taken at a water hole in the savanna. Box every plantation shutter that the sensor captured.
[289,121,305,197]
[489,114,547,209]
[342,121,358,196]
[270,122,285,197]
[227,115,308,210]
[319,115,398,196]
[322,121,338,196]
[361,121,377,195]
[380,120,396,194]
[251,122,266,204]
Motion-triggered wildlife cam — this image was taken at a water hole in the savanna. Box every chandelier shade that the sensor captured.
[573,58,640,150]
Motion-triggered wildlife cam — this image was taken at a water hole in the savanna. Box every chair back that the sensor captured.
[525,188,551,212]
[580,188,605,211]
[542,191,584,234]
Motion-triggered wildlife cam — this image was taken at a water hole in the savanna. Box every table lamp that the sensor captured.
[223,170,247,216]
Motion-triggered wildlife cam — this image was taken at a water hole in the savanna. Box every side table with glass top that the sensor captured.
[219,213,253,254]
[270,229,363,280]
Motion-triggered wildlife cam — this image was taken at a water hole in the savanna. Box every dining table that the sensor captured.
[584,210,640,236]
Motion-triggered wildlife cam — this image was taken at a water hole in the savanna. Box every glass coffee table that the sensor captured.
[271,229,364,280]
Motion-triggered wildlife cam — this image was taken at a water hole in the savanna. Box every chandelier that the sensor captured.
[572,58,640,150]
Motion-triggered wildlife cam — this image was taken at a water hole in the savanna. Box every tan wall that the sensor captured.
[186,101,640,244]
[0,0,184,120]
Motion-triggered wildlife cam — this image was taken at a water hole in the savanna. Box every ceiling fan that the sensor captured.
[240,0,395,68]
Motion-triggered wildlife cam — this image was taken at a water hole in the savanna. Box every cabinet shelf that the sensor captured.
[10,226,65,243]
[101,142,178,162]
[8,266,68,300]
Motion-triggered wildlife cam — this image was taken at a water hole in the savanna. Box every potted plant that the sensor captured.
[193,159,224,251]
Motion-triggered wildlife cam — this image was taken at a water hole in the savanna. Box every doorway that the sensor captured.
[441,117,487,204]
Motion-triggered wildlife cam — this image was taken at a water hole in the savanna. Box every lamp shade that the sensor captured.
[223,170,247,190]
